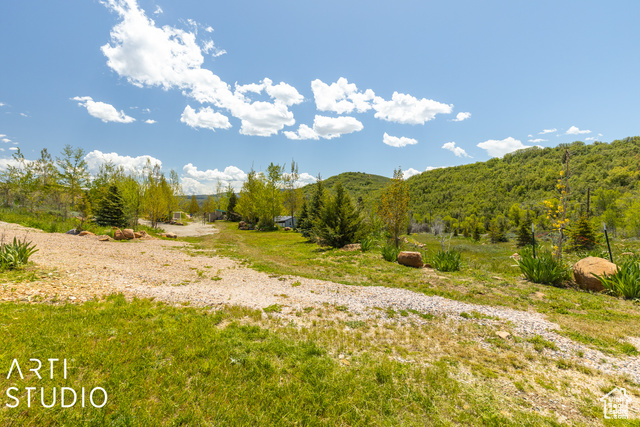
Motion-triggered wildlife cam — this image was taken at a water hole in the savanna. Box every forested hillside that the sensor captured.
[301,172,390,207]
[405,137,640,233]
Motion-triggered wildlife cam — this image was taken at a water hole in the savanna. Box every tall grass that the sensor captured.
[517,248,570,286]
[596,257,640,300]
[0,235,38,270]
[432,249,461,272]
[381,243,400,262]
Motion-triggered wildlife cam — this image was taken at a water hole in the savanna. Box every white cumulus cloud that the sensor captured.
[72,96,136,123]
[145,119,157,124]
[442,141,470,158]
[528,138,547,143]
[311,78,375,114]
[84,150,161,174]
[100,0,301,136]
[284,115,363,140]
[566,126,591,135]
[451,112,471,122]
[180,105,231,131]
[477,137,531,158]
[539,128,557,134]
[372,92,453,125]
[153,5,163,15]
[402,168,422,179]
[402,166,446,179]
[382,133,418,148]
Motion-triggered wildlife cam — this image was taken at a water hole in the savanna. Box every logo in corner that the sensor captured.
[600,387,630,419]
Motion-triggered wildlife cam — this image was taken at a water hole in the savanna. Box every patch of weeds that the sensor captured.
[459,312,471,319]
[385,308,396,318]
[291,281,302,287]
[513,380,526,392]
[303,307,313,313]
[621,343,638,356]
[399,310,408,317]
[534,376,556,391]
[407,309,434,320]
[555,359,572,370]
[263,304,282,313]
[345,320,366,329]
[335,305,348,312]
[528,335,558,352]
[575,364,594,376]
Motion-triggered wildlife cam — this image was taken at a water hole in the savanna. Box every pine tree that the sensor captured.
[226,191,239,221]
[516,216,534,247]
[314,182,363,248]
[472,226,481,242]
[94,184,127,228]
[301,177,324,240]
[489,219,507,243]
[187,195,200,215]
[569,215,596,251]
[297,200,311,237]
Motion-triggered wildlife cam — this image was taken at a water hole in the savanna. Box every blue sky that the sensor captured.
[1,0,639,193]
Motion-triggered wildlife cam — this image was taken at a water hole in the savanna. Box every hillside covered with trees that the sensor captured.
[405,137,640,236]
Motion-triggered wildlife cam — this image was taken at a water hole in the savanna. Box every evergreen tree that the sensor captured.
[227,190,239,221]
[94,184,127,228]
[489,219,507,243]
[188,195,200,215]
[313,182,363,248]
[297,200,311,237]
[472,226,481,242]
[569,215,596,251]
[309,176,324,222]
[516,216,534,247]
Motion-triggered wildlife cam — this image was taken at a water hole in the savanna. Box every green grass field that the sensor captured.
[0,296,572,426]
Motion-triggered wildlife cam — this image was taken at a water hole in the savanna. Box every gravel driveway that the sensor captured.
[138,218,219,237]
[1,220,638,384]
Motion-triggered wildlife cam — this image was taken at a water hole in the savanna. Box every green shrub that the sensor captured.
[432,249,461,272]
[360,235,377,252]
[517,248,569,286]
[595,257,640,300]
[380,244,400,262]
[0,236,38,271]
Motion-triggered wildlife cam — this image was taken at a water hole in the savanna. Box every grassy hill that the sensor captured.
[301,172,390,207]
[406,136,640,221]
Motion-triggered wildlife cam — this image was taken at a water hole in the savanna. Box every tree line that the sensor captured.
[0,146,183,230]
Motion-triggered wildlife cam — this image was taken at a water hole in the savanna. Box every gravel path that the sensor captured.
[2,220,639,383]
[138,219,219,237]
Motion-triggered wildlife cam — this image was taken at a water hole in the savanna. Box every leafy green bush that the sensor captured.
[360,235,377,252]
[516,248,569,286]
[432,249,461,272]
[0,236,38,271]
[595,257,640,300]
[380,244,400,262]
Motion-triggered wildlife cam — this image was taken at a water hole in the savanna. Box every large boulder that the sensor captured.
[123,229,135,239]
[397,251,424,268]
[78,230,95,236]
[165,232,178,239]
[113,228,126,240]
[573,257,618,292]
